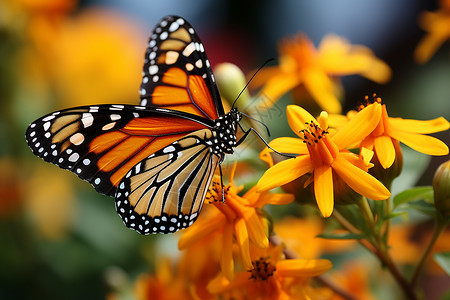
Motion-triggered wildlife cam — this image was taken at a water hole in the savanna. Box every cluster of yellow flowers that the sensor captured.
[129,15,450,300]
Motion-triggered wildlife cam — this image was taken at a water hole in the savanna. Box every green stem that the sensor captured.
[334,207,418,300]
[410,216,447,288]
[356,196,375,228]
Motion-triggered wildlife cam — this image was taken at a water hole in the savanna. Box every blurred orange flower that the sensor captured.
[251,34,391,114]
[274,217,355,259]
[414,0,450,64]
[19,7,146,111]
[207,244,333,300]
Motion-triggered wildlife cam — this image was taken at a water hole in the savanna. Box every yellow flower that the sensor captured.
[414,0,450,64]
[257,105,391,217]
[251,34,391,114]
[350,95,449,169]
[178,163,294,280]
[207,244,333,300]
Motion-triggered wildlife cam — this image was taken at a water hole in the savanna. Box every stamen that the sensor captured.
[357,93,383,111]
[299,120,328,145]
[248,257,276,281]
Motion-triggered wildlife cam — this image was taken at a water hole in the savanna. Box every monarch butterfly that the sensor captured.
[25,15,264,235]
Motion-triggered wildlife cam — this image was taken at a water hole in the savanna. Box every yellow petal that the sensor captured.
[260,147,274,167]
[388,117,450,134]
[314,165,334,217]
[389,130,449,156]
[268,137,308,154]
[257,156,313,192]
[235,218,253,270]
[248,66,282,90]
[178,209,224,250]
[220,224,235,281]
[303,68,342,114]
[332,155,390,200]
[276,259,332,277]
[243,211,269,249]
[332,102,382,150]
[318,34,391,83]
[374,135,396,169]
[259,192,295,205]
[260,73,301,106]
[286,105,319,135]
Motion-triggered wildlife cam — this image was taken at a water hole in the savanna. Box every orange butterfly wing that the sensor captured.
[139,15,223,120]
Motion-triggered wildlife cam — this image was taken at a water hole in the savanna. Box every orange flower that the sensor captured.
[414,0,450,64]
[257,105,390,217]
[178,163,294,280]
[335,95,450,169]
[207,244,333,300]
[251,34,391,113]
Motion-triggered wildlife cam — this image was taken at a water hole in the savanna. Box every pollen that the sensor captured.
[248,257,276,281]
[299,121,328,145]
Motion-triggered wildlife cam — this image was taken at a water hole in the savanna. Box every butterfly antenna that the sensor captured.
[240,112,271,137]
[231,58,274,109]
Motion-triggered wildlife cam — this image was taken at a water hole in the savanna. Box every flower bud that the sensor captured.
[214,63,250,108]
[433,159,450,218]
[369,139,403,187]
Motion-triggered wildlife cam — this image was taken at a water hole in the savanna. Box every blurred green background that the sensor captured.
[0,0,449,299]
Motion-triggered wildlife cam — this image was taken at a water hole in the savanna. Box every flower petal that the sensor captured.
[268,137,308,154]
[276,259,332,277]
[220,224,235,281]
[178,209,224,250]
[258,192,295,206]
[389,117,450,134]
[257,156,313,192]
[314,165,334,217]
[302,68,343,114]
[332,102,382,150]
[318,34,391,83]
[287,105,319,135]
[389,130,449,156]
[374,135,396,169]
[235,218,253,270]
[332,155,390,200]
[260,74,301,106]
[243,210,269,249]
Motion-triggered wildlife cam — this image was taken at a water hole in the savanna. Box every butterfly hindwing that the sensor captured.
[115,129,220,234]
[25,104,214,196]
[140,15,223,120]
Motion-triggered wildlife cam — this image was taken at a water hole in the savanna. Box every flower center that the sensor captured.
[248,257,276,281]
[300,121,339,167]
[206,181,229,203]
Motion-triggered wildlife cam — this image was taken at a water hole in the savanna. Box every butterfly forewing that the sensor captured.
[115,129,219,234]
[25,104,214,196]
[140,15,223,120]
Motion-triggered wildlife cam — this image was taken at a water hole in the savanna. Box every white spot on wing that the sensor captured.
[149,65,158,75]
[182,42,196,57]
[68,153,80,162]
[82,113,94,128]
[43,122,51,131]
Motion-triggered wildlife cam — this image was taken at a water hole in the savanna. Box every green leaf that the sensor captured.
[434,252,450,276]
[317,233,362,240]
[393,186,434,208]
[382,211,407,221]
[402,200,437,217]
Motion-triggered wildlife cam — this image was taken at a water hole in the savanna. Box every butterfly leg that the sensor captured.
[236,123,296,158]
[219,164,225,203]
